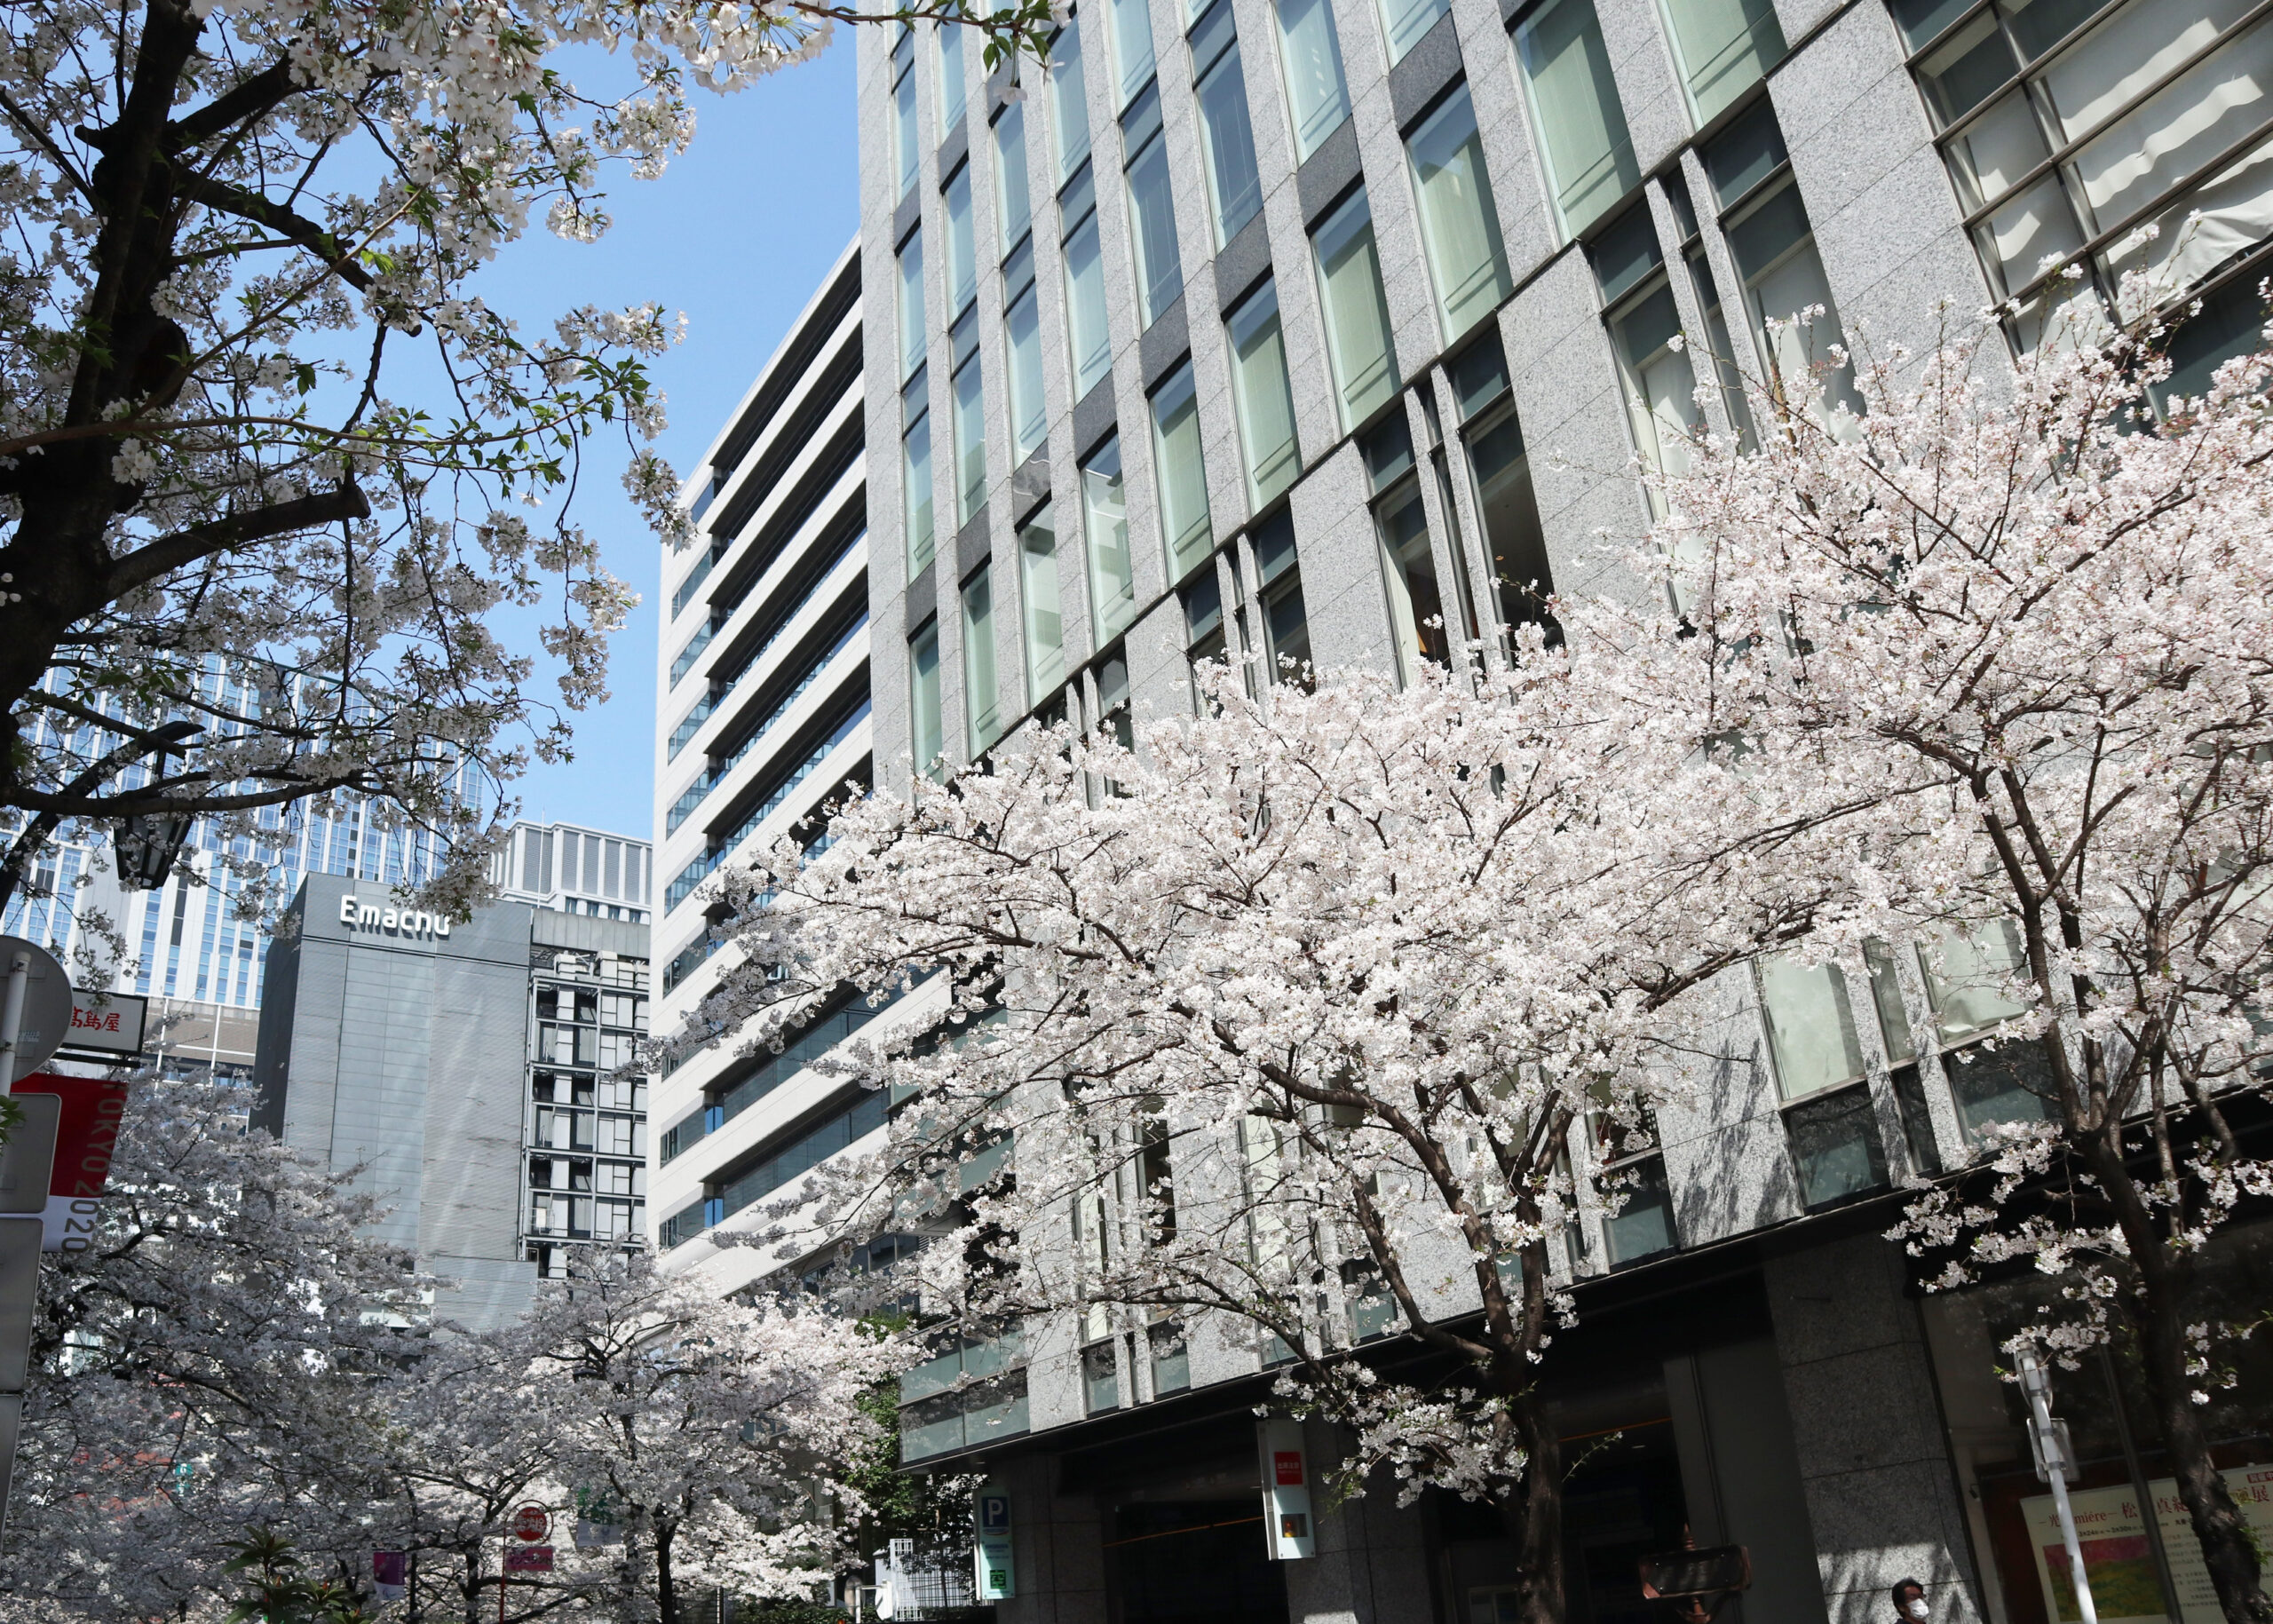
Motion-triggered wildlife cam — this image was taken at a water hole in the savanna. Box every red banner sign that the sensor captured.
[11,1072,129,1251]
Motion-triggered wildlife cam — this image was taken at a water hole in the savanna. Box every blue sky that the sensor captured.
[474,33,862,842]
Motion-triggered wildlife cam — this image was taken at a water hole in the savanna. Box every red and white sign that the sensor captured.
[509,1504,550,1542]
[10,1072,128,1251]
[63,990,146,1056]
[503,1546,555,1573]
[1273,1451,1305,1486]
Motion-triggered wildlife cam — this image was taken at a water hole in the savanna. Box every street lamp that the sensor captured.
[110,722,202,890]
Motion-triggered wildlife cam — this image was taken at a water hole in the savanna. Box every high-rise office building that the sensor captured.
[647,242,880,1295]
[251,869,651,1328]
[846,4,2273,1624]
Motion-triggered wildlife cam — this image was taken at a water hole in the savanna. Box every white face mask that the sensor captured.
[1907,1600,1929,1618]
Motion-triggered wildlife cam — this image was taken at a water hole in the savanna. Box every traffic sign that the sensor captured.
[0,938,71,1085]
[509,1504,550,1542]
[503,1546,554,1573]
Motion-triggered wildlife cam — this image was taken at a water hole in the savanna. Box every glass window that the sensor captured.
[893,28,920,201]
[1124,89,1185,325]
[1151,360,1213,580]
[1194,4,1264,245]
[1406,86,1513,340]
[945,165,978,319]
[1051,20,1095,180]
[1082,437,1139,642]
[951,320,986,527]
[1275,0,1351,160]
[1466,399,1554,640]
[1515,0,1641,238]
[1253,511,1311,680]
[898,228,926,380]
[1757,956,1868,1101]
[1722,176,1865,421]
[1376,477,1447,682]
[962,567,1002,754]
[1226,280,1300,505]
[1684,242,1758,448]
[1915,923,2033,1047]
[1377,0,1450,64]
[1313,187,1399,428]
[1005,246,1048,461]
[909,620,944,778]
[1018,508,1067,703]
[904,372,936,576]
[938,20,968,131]
[1111,0,1159,102]
[996,102,1034,254]
[1659,0,1786,123]
[1607,278,1701,507]
[1061,168,1113,396]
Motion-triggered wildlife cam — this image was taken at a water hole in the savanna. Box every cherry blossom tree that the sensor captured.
[681,654,1865,1624]
[0,0,1050,924]
[4,1077,431,1620]
[1604,297,2273,1624]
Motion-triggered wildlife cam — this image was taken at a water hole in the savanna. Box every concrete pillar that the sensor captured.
[998,1453,1109,1624]
[1766,1235,1986,1624]
[1284,1423,1436,1624]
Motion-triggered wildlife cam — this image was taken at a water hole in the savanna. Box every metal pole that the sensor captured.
[2021,1350,2101,1624]
[2099,1347,2184,1624]
[0,949,30,1095]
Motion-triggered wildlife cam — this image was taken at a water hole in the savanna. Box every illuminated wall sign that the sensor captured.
[338,895,453,939]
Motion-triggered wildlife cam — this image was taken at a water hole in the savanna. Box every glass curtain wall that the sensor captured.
[1514,0,1641,238]
[1313,187,1399,428]
[1226,280,1301,505]
[1275,0,1350,160]
[1406,85,1513,340]
[1192,0,1264,245]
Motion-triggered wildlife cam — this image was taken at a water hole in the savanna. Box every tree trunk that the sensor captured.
[655,1520,678,1624]
[2128,1281,2272,1624]
[1497,1388,1565,1624]
[2087,1132,2273,1624]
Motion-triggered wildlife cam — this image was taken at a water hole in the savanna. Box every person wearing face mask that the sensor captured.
[1892,1580,1931,1622]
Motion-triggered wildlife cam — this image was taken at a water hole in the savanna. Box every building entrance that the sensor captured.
[1105,1500,1290,1624]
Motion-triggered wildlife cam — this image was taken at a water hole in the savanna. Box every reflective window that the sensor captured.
[892,28,921,201]
[909,619,944,778]
[1151,360,1213,580]
[1659,0,1786,123]
[1193,1,1264,244]
[1252,511,1311,681]
[1275,0,1351,160]
[945,164,978,319]
[897,228,926,380]
[1377,0,1450,64]
[1051,20,1095,180]
[1082,436,1139,642]
[938,20,967,131]
[1018,508,1067,703]
[995,102,1034,254]
[1375,472,1447,683]
[1406,85,1513,340]
[962,566,1002,754]
[1226,280,1300,505]
[1111,0,1159,103]
[1312,187,1399,428]
[1515,0,1641,238]
[1004,242,1047,460]
[903,368,936,576]
[1061,167,1113,396]
[1124,86,1185,325]
[950,314,986,526]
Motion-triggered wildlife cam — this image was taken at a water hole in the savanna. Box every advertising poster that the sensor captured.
[2024,1465,2273,1624]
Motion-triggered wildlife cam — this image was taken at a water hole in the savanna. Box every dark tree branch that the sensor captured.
[107,484,369,598]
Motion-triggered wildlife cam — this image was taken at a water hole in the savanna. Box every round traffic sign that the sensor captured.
[509,1504,550,1542]
[0,935,72,1081]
